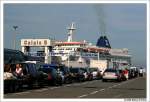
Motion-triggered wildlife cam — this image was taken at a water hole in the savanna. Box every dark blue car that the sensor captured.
[39,64,63,86]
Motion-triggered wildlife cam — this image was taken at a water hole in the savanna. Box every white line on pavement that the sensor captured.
[34,88,48,92]
[15,91,30,95]
[78,94,88,98]
[77,78,140,98]
[99,88,105,91]
[90,91,98,95]
[50,86,60,90]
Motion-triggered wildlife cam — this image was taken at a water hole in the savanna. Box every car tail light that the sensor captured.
[48,74,52,80]
[115,73,118,76]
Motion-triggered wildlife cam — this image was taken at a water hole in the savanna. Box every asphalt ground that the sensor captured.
[4,76,146,99]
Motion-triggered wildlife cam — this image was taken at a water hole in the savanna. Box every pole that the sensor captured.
[97,52,99,61]
[68,52,70,68]
[13,26,18,50]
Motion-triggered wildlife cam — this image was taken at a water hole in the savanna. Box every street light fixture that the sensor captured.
[13,26,18,50]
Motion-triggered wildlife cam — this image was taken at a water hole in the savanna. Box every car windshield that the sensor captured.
[81,68,87,72]
[70,68,79,73]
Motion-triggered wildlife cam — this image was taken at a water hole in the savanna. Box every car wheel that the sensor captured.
[14,80,21,92]
[117,79,121,82]
[52,80,57,86]
[28,81,33,89]
[102,79,107,82]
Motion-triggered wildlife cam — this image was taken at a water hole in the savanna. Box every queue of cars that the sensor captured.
[4,61,103,93]
[4,49,144,93]
[102,67,143,82]
[4,61,143,93]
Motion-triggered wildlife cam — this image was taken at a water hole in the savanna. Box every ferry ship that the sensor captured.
[49,23,131,72]
[21,22,131,72]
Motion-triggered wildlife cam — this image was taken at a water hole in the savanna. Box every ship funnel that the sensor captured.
[96,35,111,48]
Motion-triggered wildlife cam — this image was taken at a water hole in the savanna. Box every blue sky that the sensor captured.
[4,4,146,67]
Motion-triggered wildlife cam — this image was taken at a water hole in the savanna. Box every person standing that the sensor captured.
[123,68,129,80]
[15,64,23,77]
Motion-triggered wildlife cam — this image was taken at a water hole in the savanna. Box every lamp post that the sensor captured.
[68,52,70,68]
[13,26,18,50]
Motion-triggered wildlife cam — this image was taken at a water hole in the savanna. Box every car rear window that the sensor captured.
[40,68,52,73]
[104,69,117,73]
[89,68,97,72]
[70,68,79,73]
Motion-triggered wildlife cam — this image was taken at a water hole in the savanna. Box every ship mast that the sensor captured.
[67,22,76,42]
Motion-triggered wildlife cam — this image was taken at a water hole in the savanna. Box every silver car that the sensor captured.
[102,68,121,82]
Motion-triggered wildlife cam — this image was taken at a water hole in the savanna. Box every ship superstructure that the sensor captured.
[52,23,131,70]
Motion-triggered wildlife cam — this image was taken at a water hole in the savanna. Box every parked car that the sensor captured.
[44,64,73,84]
[80,68,93,81]
[59,66,73,84]
[20,62,46,88]
[130,67,139,78]
[4,62,46,93]
[128,69,135,79]
[89,68,101,80]
[102,68,122,82]
[69,67,85,82]
[39,64,63,86]
[4,64,21,93]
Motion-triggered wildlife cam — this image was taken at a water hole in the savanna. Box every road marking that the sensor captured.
[50,86,60,90]
[112,84,118,87]
[78,94,88,98]
[108,86,113,89]
[99,88,105,91]
[90,91,98,95]
[34,88,48,92]
[77,78,140,98]
[15,91,30,95]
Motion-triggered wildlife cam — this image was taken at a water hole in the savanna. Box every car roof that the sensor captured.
[105,68,117,71]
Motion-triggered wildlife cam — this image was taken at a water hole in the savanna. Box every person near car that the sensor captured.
[4,64,16,80]
[123,68,129,80]
[15,64,23,77]
[139,67,143,77]
[57,68,61,74]
[57,68,64,82]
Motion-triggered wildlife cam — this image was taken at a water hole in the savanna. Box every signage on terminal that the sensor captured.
[21,39,51,46]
